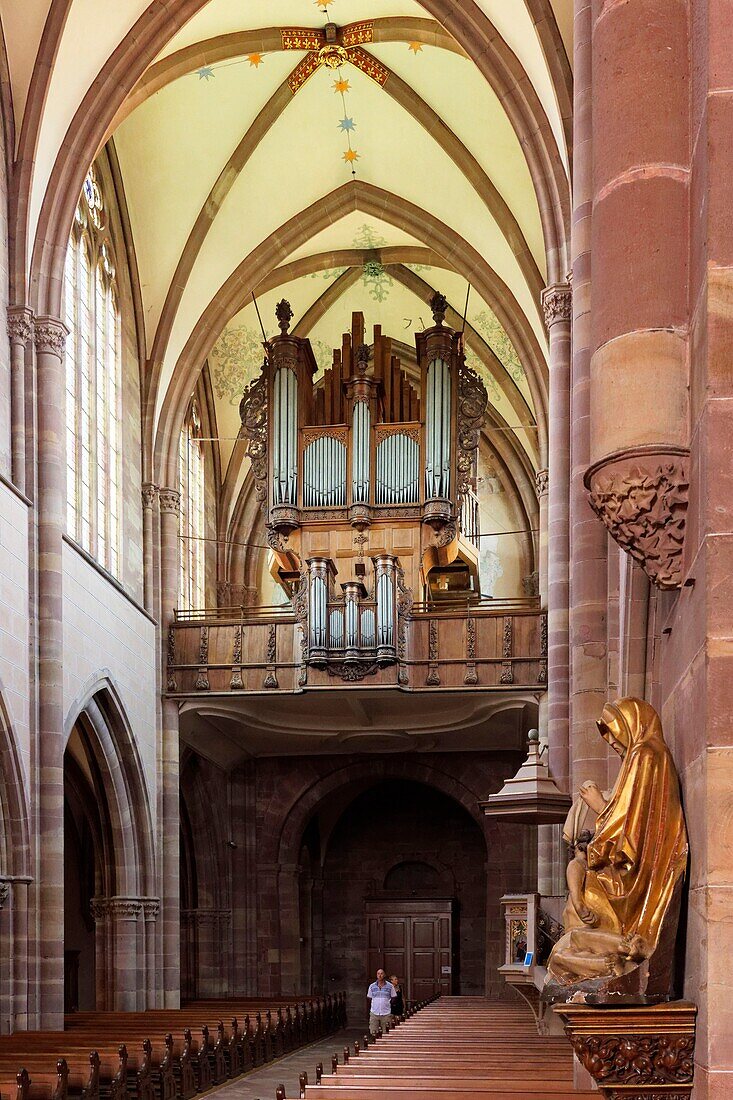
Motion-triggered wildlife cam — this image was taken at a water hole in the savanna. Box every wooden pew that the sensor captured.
[300,997,597,1100]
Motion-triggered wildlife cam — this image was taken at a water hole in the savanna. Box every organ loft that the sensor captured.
[247,291,485,672]
[168,294,546,700]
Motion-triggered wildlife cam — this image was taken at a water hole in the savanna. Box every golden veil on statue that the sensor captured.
[544,698,688,1004]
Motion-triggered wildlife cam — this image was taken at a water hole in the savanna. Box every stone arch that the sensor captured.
[0,687,32,1032]
[0,689,30,880]
[179,752,233,998]
[154,182,550,489]
[64,674,155,897]
[63,675,158,1010]
[24,0,569,318]
[277,758,490,870]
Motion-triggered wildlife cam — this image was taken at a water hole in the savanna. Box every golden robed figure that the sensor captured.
[545,698,688,1003]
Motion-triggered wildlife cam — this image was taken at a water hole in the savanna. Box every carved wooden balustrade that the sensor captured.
[166,597,547,694]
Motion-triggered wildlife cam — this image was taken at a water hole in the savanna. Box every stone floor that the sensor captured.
[209,1028,364,1100]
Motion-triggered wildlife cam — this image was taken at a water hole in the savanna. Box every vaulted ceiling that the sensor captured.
[1,0,572,527]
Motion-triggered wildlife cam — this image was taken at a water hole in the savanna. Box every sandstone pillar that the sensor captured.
[535,467,555,896]
[142,899,159,1011]
[109,899,142,1011]
[569,0,609,801]
[675,2,733,1093]
[141,484,158,617]
[541,284,572,793]
[33,317,68,1028]
[159,488,182,1007]
[586,0,689,591]
[7,309,32,495]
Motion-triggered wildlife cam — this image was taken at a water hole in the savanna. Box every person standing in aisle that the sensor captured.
[367,968,395,1034]
[390,975,405,1017]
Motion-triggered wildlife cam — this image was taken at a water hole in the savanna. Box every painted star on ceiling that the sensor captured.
[197,66,215,80]
[343,149,360,163]
[247,53,265,67]
[316,0,336,7]
[333,78,351,94]
[338,117,356,133]
[408,42,424,54]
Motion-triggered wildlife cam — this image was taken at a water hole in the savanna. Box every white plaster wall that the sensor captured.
[0,485,30,786]
[62,541,157,828]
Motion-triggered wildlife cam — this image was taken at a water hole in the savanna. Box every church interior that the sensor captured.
[0,1,728,1098]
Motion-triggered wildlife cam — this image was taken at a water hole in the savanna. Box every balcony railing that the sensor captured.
[166,598,547,695]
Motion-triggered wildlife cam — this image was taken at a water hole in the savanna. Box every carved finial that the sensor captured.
[356,344,370,373]
[527,728,539,744]
[430,291,447,326]
[275,299,293,334]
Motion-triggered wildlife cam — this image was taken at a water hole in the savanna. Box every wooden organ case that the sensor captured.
[240,292,488,680]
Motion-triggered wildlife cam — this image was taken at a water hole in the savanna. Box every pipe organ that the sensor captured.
[240,292,488,677]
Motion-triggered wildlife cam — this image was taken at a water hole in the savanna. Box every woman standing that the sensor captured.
[390,975,405,1017]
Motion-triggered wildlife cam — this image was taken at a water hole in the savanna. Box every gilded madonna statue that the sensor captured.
[545,698,688,1003]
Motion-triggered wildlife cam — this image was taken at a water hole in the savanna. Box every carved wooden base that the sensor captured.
[555,1001,696,1100]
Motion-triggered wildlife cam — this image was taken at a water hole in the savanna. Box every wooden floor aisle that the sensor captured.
[213,998,596,1100]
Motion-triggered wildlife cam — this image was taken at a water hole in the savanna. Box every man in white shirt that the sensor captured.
[367,968,395,1035]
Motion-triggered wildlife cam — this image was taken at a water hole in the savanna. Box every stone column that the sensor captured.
[90,898,111,1010]
[7,308,32,494]
[10,878,30,1031]
[586,0,689,589]
[109,898,142,1010]
[33,316,68,1028]
[141,484,158,617]
[535,468,555,896]
[159,488,181,1007]
[569,0,608,800]
[142,899,159,1011]
[541,285,572,793]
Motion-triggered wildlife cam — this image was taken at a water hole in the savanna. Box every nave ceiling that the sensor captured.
[1,0,572,537]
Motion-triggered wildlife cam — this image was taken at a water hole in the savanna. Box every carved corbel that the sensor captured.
[584,446,689,590]
[557,1001,696,1100]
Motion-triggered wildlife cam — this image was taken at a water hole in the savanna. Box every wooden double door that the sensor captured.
[365,898,454,1002]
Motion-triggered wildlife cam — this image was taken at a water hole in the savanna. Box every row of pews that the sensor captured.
[296,997,597,1100]
[0,994,346,1100]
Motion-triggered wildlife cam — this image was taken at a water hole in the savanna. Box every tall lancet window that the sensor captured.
[179,402,206,610]
[64,166,122,576]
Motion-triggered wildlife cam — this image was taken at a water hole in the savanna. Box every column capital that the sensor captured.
[7,306,34,346]
[541,283,572,330]
[90,897,110,922]
[141,483,159,510]
[142,898,160,921]
[159,487,181,515]
[535,468,549,498]
[108,897,143,920]
[33,316,69,357]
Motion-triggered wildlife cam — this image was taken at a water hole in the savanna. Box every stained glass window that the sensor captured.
[179,402,206,609]
[63,165,123,576]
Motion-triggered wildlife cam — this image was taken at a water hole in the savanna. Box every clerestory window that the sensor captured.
[179,402,206,610]
[64,166,122,576]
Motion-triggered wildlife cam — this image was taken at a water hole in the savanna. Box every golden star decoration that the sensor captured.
[408,41,423,54]
[343,149,360,163]
[333,77,351,94]
[247,52,264,67]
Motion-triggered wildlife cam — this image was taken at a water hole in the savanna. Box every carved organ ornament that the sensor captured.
[239,295,488,671]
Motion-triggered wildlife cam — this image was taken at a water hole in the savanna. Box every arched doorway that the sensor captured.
[298,779,488,1020]
[63,686,157,1011]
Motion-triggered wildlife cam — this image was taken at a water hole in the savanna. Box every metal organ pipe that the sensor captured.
[425,358,451,500]
[308,559,329,661]
[303,437,347,507]
[352,400,370,503]
[375,434,419,504]
[272,367,298,505]
[374,555,397,661]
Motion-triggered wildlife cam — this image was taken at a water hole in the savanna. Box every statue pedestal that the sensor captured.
[554,1001,696,1099]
